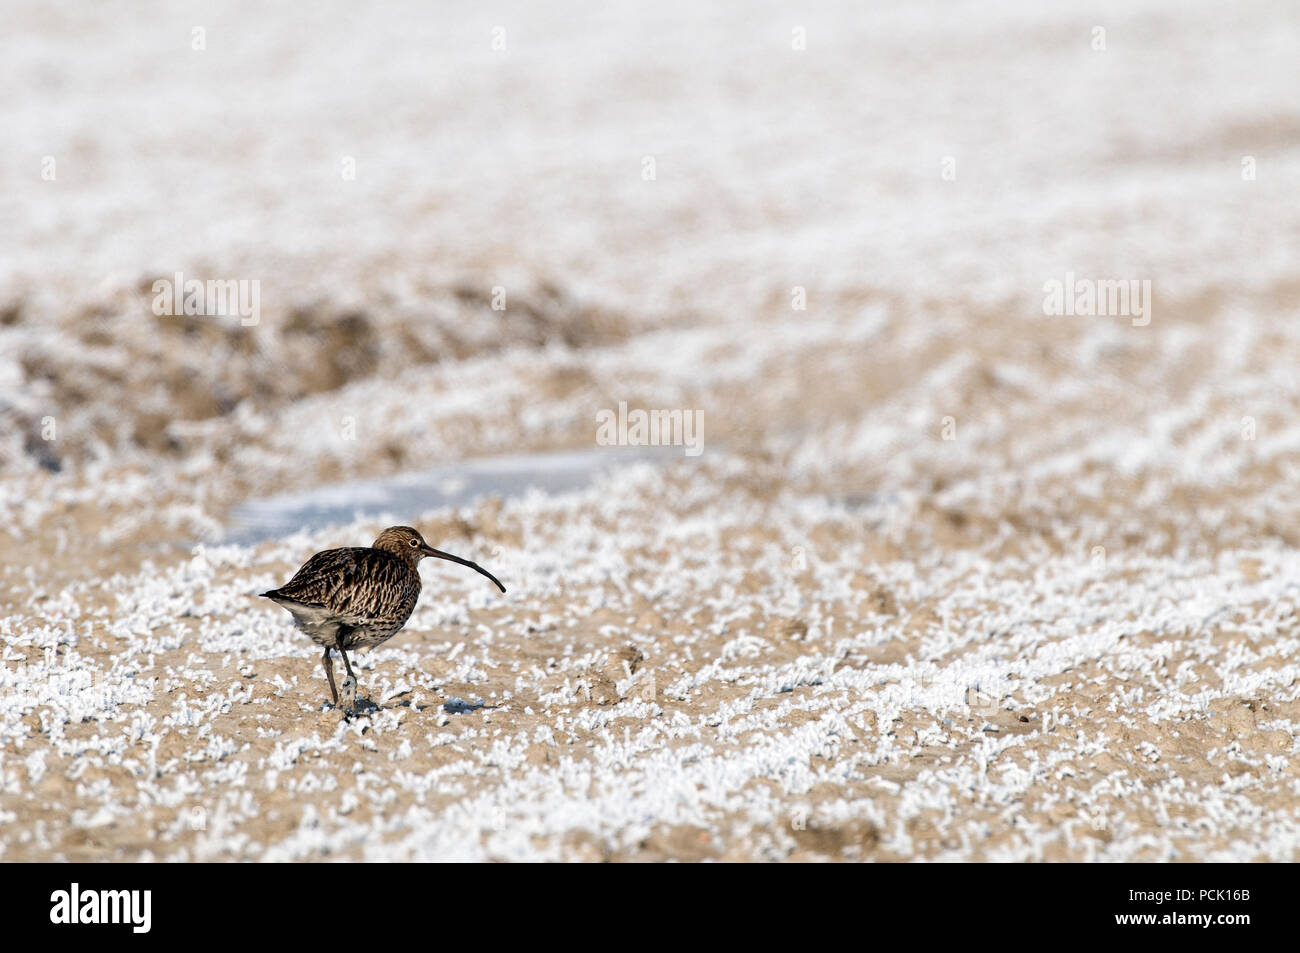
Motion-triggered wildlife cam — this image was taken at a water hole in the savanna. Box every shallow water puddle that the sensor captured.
[222,447,669,544]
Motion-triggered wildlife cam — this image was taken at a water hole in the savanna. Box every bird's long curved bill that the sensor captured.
[422,546,506,593]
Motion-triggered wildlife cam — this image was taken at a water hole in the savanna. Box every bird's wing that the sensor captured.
[266,548,417,624]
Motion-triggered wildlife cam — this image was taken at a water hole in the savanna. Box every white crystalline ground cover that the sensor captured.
[3,1,1297,311]
[2,456,1300,861]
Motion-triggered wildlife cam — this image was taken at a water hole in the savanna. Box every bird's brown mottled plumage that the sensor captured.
[260,525,505,712]
[264,546,422,649]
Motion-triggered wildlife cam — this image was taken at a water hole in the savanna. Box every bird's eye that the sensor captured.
[409,538,419,547]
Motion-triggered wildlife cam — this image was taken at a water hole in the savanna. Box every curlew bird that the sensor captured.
[261,526,505,713]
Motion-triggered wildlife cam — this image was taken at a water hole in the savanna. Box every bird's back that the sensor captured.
[263,546,421,629]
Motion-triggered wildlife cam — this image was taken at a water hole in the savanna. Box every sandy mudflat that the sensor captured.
[2,0,1300,860]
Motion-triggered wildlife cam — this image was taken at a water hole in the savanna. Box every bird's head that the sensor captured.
[373,526,506,593]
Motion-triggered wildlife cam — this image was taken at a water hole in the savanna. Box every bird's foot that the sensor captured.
[338,675,358,714]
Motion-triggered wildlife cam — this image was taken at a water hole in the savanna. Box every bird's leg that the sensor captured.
[337,643,358,714]
[322,648,338,707]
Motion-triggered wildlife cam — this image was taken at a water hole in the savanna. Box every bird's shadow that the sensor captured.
[322,694,497,718]
[442,696,493,715]
[323,697,382,718]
